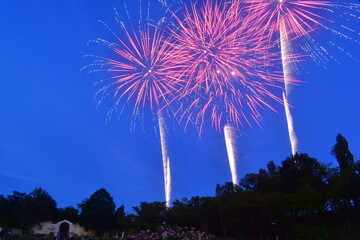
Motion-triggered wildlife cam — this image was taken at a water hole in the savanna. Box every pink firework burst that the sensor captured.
[95,25,182,119]
[244,0,330,41]
[168,0,290,134]
[244,0,360,65]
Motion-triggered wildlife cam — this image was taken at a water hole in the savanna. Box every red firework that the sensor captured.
[168,0,288,133]
[96,25,182,116]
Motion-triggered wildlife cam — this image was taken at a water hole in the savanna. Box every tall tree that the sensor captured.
[329,134,359,229]
[4,191,29,229]
[331,134,355,177]
[78,188,116,234]
[279,153,326,193]
[0,189,57,230]
[267,161,277,176]
[329,134,359,206]
[28,188,57,223]
[115,205,128,231]
[215,182,240,239]
[0,194,8,226]
[240,169,271,192]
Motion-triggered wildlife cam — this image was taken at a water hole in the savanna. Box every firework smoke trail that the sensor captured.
[244,0,324,155]
[158,113,171,208]
[224,125,238,185]
[91,22,182,206]
[282,91,297,155]
[279,18,298,155]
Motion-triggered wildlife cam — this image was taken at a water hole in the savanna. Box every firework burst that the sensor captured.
[244,0,359,155]
[244,0,360,69]
[90,19,182,207]
[94,25,182,117]
[244,0,330,40]
[168,0,290,134]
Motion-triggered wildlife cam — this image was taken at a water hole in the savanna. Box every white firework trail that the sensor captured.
[224,125,239,186]
[158,114,172,208]
[275,0,360,155]
[282,91,298,155]
[279,18,298,156]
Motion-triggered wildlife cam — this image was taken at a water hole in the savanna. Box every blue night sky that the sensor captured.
[1,0,359,212]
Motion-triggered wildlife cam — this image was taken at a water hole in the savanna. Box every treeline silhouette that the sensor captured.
[1,134,359,240]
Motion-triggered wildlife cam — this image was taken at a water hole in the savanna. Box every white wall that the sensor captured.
[30,220,95,237]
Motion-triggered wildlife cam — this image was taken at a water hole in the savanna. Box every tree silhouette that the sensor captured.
[78,188,116,234]
[132,201,167,231]
[331,134,355,177]
[0,188,56,230]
